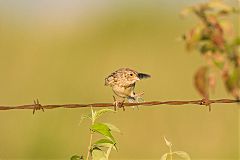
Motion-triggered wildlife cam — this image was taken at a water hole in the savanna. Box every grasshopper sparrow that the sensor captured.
[105,68,150,109]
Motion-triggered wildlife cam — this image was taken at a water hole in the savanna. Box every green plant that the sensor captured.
[181,0,240,100]
[160,137,191,160]
[71,107,120,160]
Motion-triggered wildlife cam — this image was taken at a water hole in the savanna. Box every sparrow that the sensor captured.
[105,68,150,109]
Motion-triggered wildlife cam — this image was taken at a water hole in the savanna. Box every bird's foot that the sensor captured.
[33,99,44,114]
[127,97,139,110]
[113,96,125,111]
[133,92,145,103]
[128,92,145,110]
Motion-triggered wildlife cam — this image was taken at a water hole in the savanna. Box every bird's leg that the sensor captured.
[112,96,125,111]
[113,96,117,111]
[121,99,125,111]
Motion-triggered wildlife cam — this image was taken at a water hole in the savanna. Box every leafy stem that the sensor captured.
[74,107,119,160]
[86,131,93,160]
[86,106,94,160]
[160,137,191,160]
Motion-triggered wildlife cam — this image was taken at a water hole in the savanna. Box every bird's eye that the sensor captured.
[130,73,133,76]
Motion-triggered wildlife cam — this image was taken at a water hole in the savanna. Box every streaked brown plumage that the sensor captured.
[105,68,150,101]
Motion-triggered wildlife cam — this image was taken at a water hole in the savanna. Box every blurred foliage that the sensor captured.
[71,155,84,160]
[181,0,240,99]
[78,108,120,160]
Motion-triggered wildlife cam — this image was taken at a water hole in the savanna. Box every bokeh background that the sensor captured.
[0,0,239,159]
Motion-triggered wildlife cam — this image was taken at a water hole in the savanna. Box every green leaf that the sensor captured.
[226,68,240,90]
[225,68,240,98]
[70,155,83,160]
[91,123,115,142]
[160,153,169,160]
[94,139,114,148]
[233,37,240,46]
[95,139,115,145]
[94,143,114,150]
[213,60,224,69]
[92,149,107,160]
[94,139,117,151]
[199,42,215,54]
[192,25,203,42]
[173,151,191,160]
[92,140,116,159]
[91,146,102,152]
[232,69,240,86]
[102,123,121,133]
[93,109,116,122]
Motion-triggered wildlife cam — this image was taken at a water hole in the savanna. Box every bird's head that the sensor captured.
[125,70,140,84]
[122,68,151,86]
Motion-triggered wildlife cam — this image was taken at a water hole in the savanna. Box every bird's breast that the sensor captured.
[112,85,134,98]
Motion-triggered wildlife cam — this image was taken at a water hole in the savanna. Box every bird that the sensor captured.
[105,68,150,110]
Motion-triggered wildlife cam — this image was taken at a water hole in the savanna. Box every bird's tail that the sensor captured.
[138,73,151,79]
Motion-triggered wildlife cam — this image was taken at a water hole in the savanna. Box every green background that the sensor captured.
[0,0,239,159]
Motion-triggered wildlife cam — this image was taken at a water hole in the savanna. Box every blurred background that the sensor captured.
[0,0,239,159]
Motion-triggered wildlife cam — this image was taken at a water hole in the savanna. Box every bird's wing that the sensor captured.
[105,71,118,86]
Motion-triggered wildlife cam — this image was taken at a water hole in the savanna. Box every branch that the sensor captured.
[0,98,239,113]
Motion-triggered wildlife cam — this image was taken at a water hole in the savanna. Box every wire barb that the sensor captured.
[199,98,211,112]
[33,99,44,114]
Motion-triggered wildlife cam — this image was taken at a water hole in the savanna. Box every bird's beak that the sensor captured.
[134,77,140,81]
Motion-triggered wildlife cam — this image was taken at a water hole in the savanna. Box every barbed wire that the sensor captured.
[0,98,239,114]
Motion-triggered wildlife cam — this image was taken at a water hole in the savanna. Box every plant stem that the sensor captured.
[86,106,94,160]
[86,131,93,160]
[169,146,173,160]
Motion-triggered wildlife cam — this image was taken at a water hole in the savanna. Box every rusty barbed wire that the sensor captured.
[0,98,239,114]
